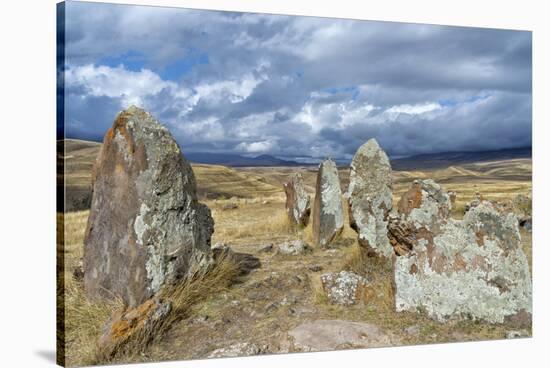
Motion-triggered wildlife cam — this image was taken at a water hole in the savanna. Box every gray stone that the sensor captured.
[312,159,344,248]
[84,106,214,307]
[221,203,238,210]
[206,342,261,358]
[396,179,452,232]
[284,173,311,226]
[276,240,311,255]
[347,139,393,257]
[320,271,370,305]
[288,320,398,352]
[394,197,532,324]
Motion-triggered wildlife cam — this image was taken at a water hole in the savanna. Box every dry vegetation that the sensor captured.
[59,140,532,366]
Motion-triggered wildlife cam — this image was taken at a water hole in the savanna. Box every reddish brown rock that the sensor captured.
[84,106,214,307]
[99,297,172,349]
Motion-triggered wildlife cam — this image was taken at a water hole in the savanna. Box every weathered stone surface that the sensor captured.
[207,342,261,358]
[284,173,311,226]
[288,320,398,352]
[84,106,214,307]
[347,139,393,257]
[320,271,370,305]
[394,197,532,324]
[100,297,172,349]
[276,240,311,255]
[396,179,452,231]
[312,159,344,248]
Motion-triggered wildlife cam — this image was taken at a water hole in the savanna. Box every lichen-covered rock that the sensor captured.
[312,159,344,248]
[284,173,311,226]
[320,271,370,305]
[347,139,393,257]
[276,240,311,255]
[99,297,172,349]
[394,200,532,324]
[84,106,214,307]
[397,179,452,232]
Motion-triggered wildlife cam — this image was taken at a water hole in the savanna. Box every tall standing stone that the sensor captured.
[83,106,214,307]
[284,173,311,226]
[347,139,393,258]
[312,159,344,248]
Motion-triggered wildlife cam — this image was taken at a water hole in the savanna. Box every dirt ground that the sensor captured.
[59,140,532,365]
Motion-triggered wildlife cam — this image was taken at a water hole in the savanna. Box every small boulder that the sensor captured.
[276,240,311,255]
[207,342,261,358]
[212,243,261,275]
[284,173,311,226]
[347,139,393,258]
[99,297,172,349]
[312,159,344,248]
[221,203,238,210]
[320,271,370,305]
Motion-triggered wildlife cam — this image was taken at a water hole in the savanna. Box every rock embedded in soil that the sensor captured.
[83,106,214,307]
[288,320,398,352]
[320,271,370,305]
[347,139,393,258]
[206,342,262,358]
[211,243,261,275]
[284,172,311,226]
[99,297,172,349]
[276,240,311,255]
[312,158,344,248]
[393,182,532,324]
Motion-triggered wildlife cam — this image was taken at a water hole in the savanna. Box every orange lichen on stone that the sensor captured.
[397,184,423,215]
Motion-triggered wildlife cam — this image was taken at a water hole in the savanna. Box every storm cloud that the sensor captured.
[61,1,532,159]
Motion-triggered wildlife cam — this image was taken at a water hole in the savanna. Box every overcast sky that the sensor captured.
[61,1,532,159]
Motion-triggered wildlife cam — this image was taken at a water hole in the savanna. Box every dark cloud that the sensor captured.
[62,1,532,158]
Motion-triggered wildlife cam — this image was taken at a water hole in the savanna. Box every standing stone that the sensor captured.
[347,139,393,258]
[312,159,344,248]
[284,173,311,226]
[84,106,214,307]
[393,181,532,325]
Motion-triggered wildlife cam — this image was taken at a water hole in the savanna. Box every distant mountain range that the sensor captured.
[183,152,304,167]
[61,139,531,170]
[184,146,531,169]
[390,146,531,170]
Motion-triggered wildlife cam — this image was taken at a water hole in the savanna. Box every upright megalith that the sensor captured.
[347,139,393,258]
[83,106,214,307]
[312,158,344,248]
[392,180,532,325]
[284,173,311,226]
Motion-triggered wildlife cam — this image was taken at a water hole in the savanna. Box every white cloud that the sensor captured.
[386,102,442,115]
[235,140,278,153]
[65,64,181,107]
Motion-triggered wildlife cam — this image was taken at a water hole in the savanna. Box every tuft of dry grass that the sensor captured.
[95,253,243,365]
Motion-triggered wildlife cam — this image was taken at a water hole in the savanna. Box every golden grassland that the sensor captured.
[59,141,532,366]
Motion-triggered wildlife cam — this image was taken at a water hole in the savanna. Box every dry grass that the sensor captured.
[98,253,242,365]
[59,152,532,363]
